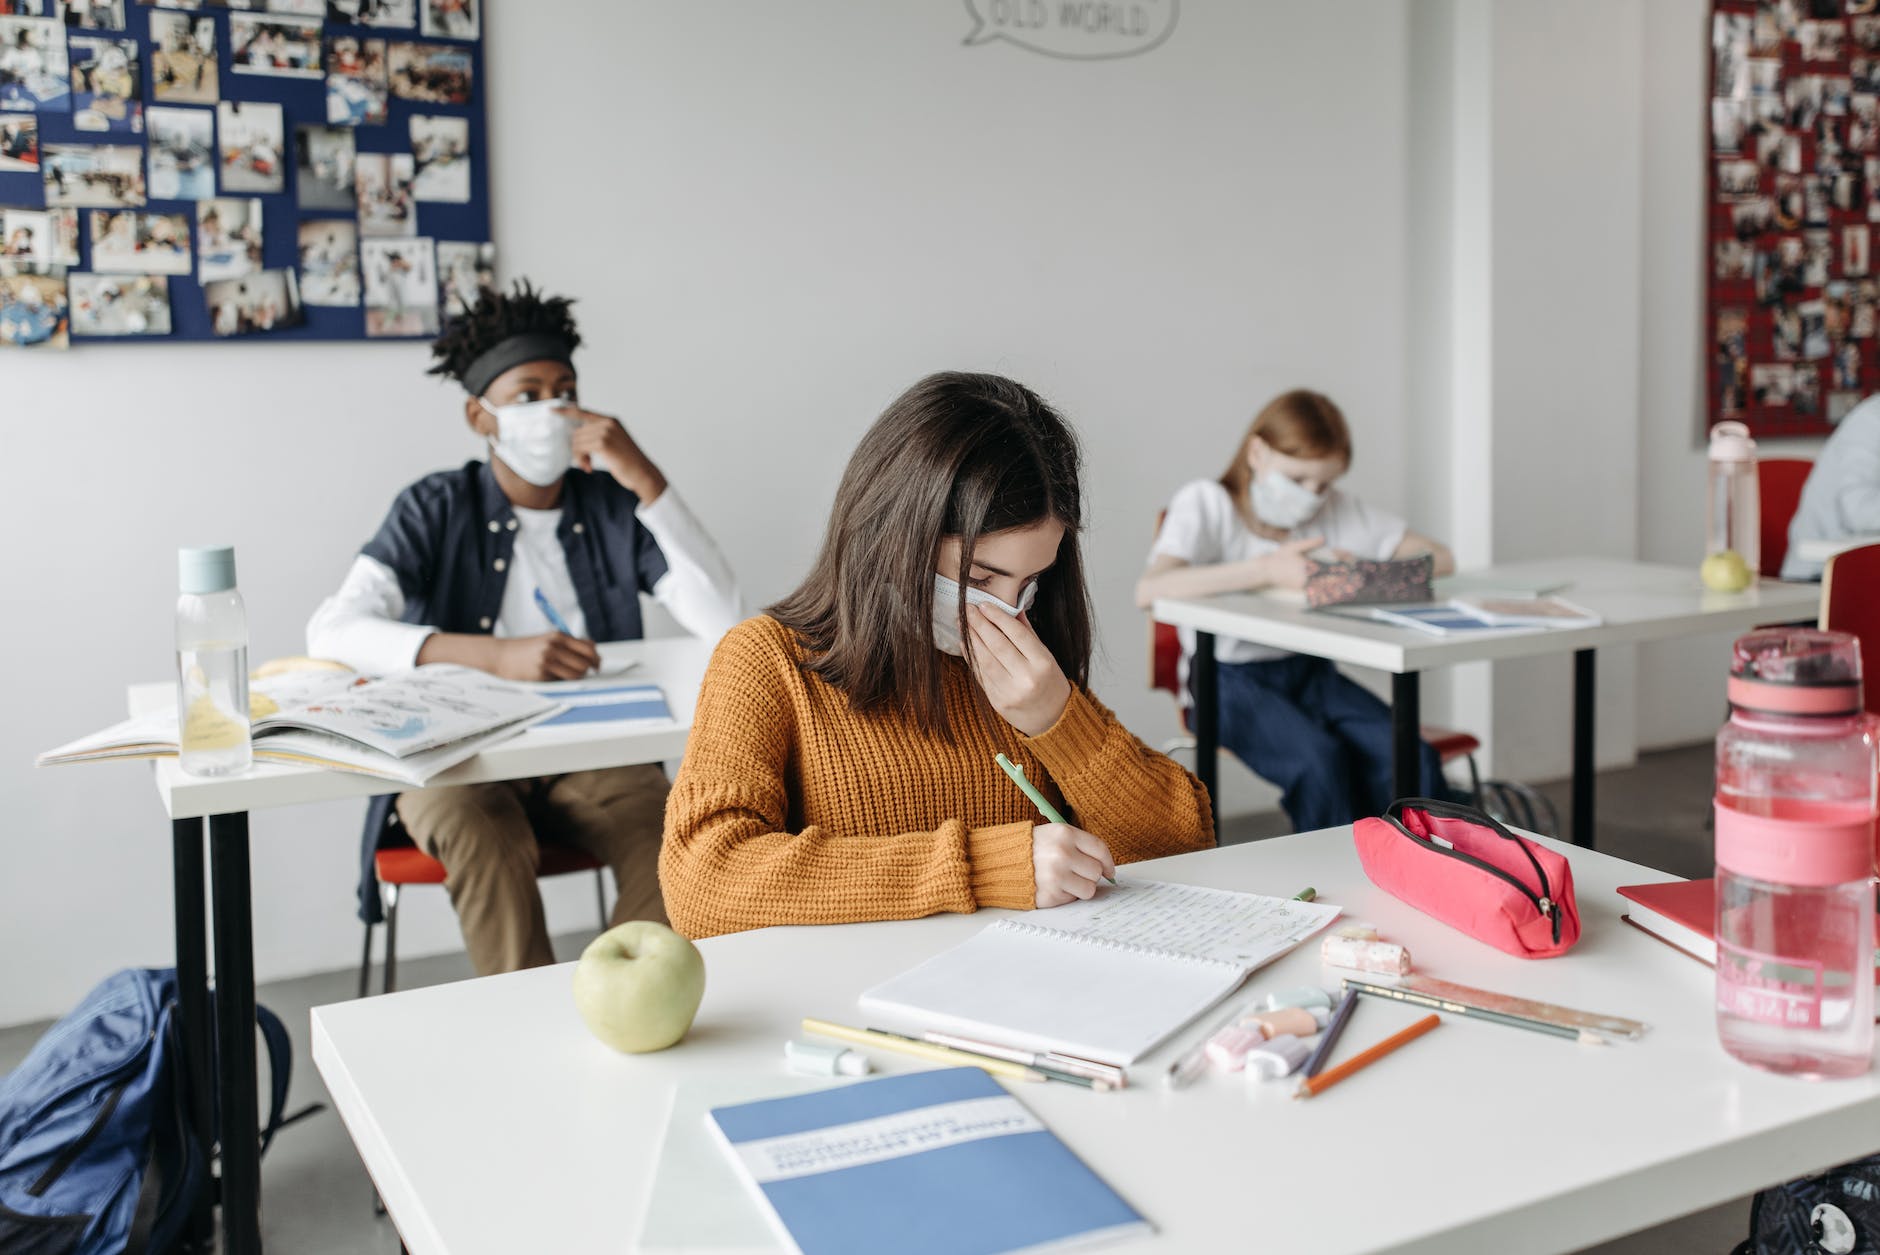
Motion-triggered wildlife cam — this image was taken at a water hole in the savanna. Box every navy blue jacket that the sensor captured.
[354,460,670,923]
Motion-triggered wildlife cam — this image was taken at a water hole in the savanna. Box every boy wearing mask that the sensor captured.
[309,280,743,973]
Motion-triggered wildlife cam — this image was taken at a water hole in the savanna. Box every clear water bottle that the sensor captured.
[1716,629,1878,1078]
[176,545,252,777]
[1703,421,1760,592]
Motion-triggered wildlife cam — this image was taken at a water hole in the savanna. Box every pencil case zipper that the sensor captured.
[1383,799,1561,945]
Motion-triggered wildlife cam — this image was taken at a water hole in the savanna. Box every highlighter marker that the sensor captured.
[783,1039,870,1077]
[1244,1034,1313,1082]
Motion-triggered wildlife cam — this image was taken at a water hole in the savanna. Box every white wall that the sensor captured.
[1482,0,1646,780]
[1634,0,1827,751]
[0,0,1415,1027]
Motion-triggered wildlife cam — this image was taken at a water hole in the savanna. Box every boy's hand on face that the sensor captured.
[566,409,668,504]
[490,632,600,682]
[965,603,1073,738]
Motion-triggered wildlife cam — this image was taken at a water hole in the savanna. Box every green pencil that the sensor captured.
[994,753,1116,885]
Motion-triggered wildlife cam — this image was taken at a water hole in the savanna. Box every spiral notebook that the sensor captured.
[859,881,1340,1066]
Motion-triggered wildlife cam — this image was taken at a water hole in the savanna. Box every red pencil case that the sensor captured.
[1353,799,1581,959]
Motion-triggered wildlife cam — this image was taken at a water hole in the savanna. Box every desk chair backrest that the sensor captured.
[1147,510,1184,701]
[1821,542,1880,716]
[1758,457,1814,579]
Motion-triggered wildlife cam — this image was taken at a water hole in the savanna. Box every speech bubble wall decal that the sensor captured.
[962,0,1178,61]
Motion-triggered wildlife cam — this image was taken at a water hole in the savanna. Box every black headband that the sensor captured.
[459,332,576,397]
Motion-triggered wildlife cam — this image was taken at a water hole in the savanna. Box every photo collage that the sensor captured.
[0,0,488,348]
[1710,0,1880,436]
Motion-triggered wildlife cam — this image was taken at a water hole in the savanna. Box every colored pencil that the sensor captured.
[801,1018,1045,1083]
[1302,988,1358,1079]
[993,753,1115,884]
[923,1032,1127,1089]
[1293,1013,1441,1100]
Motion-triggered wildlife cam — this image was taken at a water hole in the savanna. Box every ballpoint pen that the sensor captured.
[532,586,576,637]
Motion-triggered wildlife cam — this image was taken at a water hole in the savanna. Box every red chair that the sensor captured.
[1758,457,1814,580]
[1820,543,1880,717]
[357,833,610,995]
[1148,610,1485,802]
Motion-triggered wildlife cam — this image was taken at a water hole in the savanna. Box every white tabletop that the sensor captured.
[1152,557,1821,672]
[311,830,1880,1255]
[127,637,711,820]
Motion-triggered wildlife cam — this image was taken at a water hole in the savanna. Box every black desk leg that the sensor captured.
[1193,631,1219,813]
[1391,672,1422,802]
[210,812,262,1255]
[170,817,213,1252]
[1572,649,1596,849]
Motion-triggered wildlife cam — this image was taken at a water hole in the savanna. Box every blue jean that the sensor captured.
[1199,654,1451,833]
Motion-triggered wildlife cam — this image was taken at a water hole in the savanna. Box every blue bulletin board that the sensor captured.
[0,0,491,346]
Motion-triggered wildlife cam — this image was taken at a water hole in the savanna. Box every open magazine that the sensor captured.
[1355,596,1602,636]
[37,664,563,787]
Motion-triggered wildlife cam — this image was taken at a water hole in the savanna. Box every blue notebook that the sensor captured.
[706,1068,1150,1255]
[536,683,671,727]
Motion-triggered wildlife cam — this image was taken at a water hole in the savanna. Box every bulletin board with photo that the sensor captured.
[1708,0,1880,438]
[0,0,492,348]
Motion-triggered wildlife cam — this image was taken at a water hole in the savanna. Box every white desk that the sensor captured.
[1153,558,1821,847]
[312,830,1880,1255]
[135,637,710,1255]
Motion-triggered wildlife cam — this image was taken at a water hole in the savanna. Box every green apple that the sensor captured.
[1701,549,1753,593]
[571,921,706,1054]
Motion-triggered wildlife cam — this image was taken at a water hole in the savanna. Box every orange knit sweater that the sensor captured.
[659,615,1215,939]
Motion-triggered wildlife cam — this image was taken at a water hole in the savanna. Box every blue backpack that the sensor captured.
[0,969,300,1255]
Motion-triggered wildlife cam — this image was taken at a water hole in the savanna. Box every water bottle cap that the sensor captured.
[178,545,237,595]
[1730,630,1863,715]
[1709,420,1757,462]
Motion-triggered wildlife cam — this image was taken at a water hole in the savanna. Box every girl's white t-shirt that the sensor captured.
[1149,478,1408,668]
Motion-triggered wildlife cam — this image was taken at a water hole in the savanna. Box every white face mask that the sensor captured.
[931,572,1038,656]
[481,397,574,488]
[1250,468,1327,530]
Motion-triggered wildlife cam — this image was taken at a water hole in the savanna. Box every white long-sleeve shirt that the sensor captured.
[306,486,744,675]
[1783,396,1880,580]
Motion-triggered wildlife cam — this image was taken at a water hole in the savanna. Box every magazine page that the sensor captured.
[37,666,359,765]
[256,705,557,785]
[255,664,559,758]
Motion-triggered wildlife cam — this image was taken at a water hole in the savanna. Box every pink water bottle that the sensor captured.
[1715,629,1878,1078]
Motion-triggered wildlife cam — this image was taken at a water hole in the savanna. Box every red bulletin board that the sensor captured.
[1708,0,1880,438]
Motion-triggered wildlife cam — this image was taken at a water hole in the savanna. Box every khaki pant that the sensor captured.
[394,764,670,976]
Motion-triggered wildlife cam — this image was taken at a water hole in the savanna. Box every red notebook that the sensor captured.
[1618,878,1880,986]
[1616,880,1718,966]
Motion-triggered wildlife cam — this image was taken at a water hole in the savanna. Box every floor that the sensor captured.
[0,744,1749,1254]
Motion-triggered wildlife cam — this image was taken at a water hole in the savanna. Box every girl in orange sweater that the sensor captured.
[660,372,1214,938]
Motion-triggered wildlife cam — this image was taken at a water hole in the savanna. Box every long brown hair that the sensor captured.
[769,371,1093,737]
[1219,389,1352,528]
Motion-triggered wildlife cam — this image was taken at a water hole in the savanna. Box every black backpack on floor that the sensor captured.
[1735,1154,1880,1255]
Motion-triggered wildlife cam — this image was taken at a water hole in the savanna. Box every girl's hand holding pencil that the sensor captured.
[1032,823,1117,908]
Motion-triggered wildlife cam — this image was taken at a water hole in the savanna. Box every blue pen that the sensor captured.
[533,587,575,637]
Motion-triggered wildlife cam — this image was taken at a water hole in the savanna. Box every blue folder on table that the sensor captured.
[707,1068,1149,1255]
[537,683,671,727]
